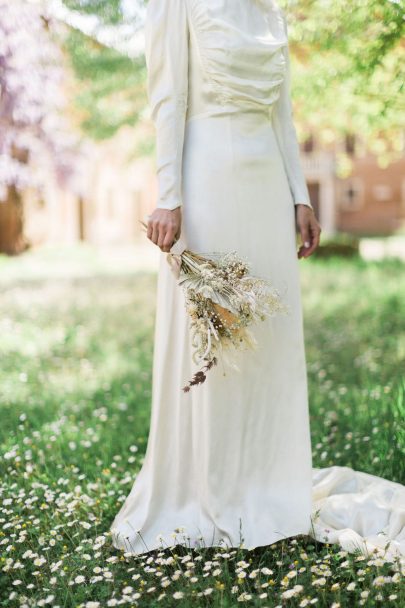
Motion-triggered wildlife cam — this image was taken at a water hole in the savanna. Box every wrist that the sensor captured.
[156,203,182,212]
[295,202,313,211]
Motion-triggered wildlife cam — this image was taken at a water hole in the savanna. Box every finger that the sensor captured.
[151,219,160,245]
[298,223,311,258]
[146,217,153,240]
[174,224,182,241]
[304,238,318,257]
[161,227,176,252]
[157,223,170,250]
[298,245,310,259]
[297,242,307,259]
[311,226,321,251]
[304,222,321,257]
[301,224,310,249]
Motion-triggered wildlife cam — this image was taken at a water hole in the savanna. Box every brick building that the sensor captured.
[301,132,405,236]
[21,128,405,249]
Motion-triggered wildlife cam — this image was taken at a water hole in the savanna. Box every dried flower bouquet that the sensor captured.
[140,221,289,392]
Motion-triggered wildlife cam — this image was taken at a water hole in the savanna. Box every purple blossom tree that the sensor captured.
[0,0,78,254]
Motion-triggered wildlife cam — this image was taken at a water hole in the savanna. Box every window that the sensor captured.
[303,134,315,154]
[373,184,392,202]
[345,133,356,156]
[340,178,364,211]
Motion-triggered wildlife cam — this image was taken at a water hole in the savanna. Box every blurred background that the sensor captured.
[1,0,405,266]
[1,3,404,413]
[1,0,405,456]
[0,1,404,604]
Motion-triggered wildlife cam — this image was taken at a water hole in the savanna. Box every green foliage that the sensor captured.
[63,0,126,25]
[65,29,147,139]
[302,256,405,482]
[281,0,405,162]
[61,0,404,154]
[0,251,404,606]
[313,232,360,258]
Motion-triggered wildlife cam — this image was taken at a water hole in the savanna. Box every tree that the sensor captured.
[60,0,147,140]
[62,0,404,171]
[0,0,77,254]
[64,29,147,140]
[281,0,405,170]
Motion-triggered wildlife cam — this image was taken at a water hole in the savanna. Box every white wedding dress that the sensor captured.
[110,0,405,562]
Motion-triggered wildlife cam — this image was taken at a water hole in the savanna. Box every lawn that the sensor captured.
[0,249,404,607]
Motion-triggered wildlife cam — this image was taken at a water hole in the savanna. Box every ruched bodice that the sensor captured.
[144,0,313,211]
[187,0,288,117]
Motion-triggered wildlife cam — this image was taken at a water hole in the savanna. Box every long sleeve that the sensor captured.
[271,12,313,209]
[144,0,189,210]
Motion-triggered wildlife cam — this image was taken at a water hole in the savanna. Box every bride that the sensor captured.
[110,0,405,561]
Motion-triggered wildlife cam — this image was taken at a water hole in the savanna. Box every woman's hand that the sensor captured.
[146,207,182,253]
[295,204,322,259]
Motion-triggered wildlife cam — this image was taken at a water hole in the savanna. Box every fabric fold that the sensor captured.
[188,0,288,110]
[311,466,405,562]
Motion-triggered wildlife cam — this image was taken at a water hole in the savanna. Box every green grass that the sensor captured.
[0,251,404,607]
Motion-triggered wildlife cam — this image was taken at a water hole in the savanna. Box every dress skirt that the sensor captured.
[110,109,314,553]
[110,0,405,559]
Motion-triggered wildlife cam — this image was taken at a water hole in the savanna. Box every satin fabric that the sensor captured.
[143,0,313,211]
[110,0,405,563]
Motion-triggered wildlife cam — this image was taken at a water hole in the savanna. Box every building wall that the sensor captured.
[335,152,405,235]
[23,128,158,248]
[22,130,405,248]
[301,136,405,237]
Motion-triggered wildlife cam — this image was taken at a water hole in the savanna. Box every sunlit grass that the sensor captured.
[0,251,404,607]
